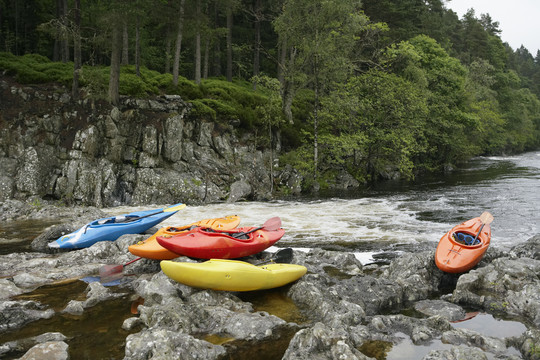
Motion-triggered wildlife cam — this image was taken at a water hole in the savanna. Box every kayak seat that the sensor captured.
[454,232,480,246]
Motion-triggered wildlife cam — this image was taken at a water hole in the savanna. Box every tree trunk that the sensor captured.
[122,20,129,65]
[72,0,81,99]
[313,72,319,180]
[213,3,221,77]
[252,0,261,89]
[135,16,140,76]
[61,0,69,62]
[203,37,210,79]
[53,0,61,61]
[278,37,286,86]
[108,22,122,105]
[165,36,171,74]
[281,45,296,124]
[194,0,201,84]
[226,5,233,81]
[173,0,186,86]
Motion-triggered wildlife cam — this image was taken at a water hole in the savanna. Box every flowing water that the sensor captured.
[1,151,539,359]
[105,151,540,259]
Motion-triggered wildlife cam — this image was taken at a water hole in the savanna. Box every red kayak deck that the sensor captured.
[435,216,491,273]
[128,215,241,260]
[156,226,285,259]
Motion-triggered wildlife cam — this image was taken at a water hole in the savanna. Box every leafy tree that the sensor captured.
[274,0,371,179]
[320,69,428,182]
[387,35,479,170]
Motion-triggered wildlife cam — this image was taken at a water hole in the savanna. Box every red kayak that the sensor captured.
[435,212,493,273]
[156,217,285,259]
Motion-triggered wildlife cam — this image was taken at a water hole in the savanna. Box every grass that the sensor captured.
[0,52,269,131]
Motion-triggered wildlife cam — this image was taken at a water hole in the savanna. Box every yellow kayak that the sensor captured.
[128,215,241,260]
[160,259,307,291]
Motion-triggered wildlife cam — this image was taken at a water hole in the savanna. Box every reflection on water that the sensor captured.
[451,312,527,338]
[3,280,136,360]
[0,219,59,255]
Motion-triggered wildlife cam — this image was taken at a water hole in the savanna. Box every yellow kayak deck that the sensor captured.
[129,215,240,260]
[160,259,307,291]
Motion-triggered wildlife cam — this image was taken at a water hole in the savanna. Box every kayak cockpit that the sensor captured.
[451,231,482,247]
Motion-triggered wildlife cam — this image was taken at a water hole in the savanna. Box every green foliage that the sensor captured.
[0,52,72,85]
[319,69,428,181]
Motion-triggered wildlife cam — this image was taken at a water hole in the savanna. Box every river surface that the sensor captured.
[105,151,540,259]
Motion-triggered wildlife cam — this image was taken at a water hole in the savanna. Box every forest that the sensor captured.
[1,0,540,190]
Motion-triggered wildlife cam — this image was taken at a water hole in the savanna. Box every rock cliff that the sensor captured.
[0,75,276,206]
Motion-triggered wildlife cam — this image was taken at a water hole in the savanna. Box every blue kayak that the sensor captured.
[48,203,186,249]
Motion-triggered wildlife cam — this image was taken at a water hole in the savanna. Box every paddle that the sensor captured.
[98,203,187,283]
[473,211,494,243]
[256,248,293,265]
[231,216,282,239]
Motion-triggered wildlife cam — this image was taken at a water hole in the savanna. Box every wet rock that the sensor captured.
[227,180,252,202]
[0,300,54,333]
[124,328,226,360]
[282,322,369,359]
[382,251,442,301]
[510,329,540,360]
[0,279,24,299]
[441,328,508,355]
[19,340,69,360]
[423,346,490,360]
[451,256,540,327]
[413,300,466,322]
[367,314,452,344]
[62,282,125,315]
[0,332,67,359]
[510,234,540,259]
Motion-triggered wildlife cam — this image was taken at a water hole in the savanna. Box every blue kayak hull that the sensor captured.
[48,204,183,249]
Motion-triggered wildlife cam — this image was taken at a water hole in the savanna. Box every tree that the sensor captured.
[173,0,186,86]
[253,75,285,193]
[387,35,477,169]
[108,12,122,105]
[72,0,81,99]
[320,70,428,181]
[274,0,371,179]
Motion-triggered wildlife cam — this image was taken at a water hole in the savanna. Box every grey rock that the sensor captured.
[19,340,69,360]
[422,346,489,360]
[282,322,370,360]
[228,180,252,202]
[414,300,466,322]
[124,329,226,360]
[0,300,55,333]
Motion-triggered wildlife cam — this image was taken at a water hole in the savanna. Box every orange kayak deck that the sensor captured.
[128,215,240,260]
[435,216,491,273]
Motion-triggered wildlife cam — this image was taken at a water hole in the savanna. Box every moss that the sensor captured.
[0,53,274,132]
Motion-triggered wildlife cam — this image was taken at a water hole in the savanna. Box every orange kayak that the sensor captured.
[128,215,240,260]
[435,214,492,273]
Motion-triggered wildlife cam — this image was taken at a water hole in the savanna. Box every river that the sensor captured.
[2,151,538,359]
[105,150,540,261]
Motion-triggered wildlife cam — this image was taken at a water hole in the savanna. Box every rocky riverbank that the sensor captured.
[0,74,313,207]
[0,203,539,359]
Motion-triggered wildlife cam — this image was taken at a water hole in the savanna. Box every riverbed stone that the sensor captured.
[124,328,226,360]
[282,322,369,360]
[0,300,55,333]
[441,328,508,355]
[451,256,540,327]
[413,300,466,322]
[19,340,69,360]
[422,346,490,360]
